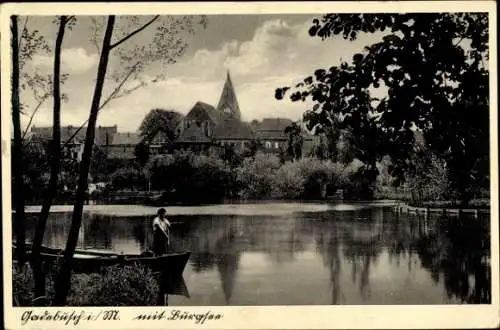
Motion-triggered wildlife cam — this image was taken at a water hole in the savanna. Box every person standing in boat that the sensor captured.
[152,208,171,255]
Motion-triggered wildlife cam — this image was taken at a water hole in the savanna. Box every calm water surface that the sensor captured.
[21,203,491,305]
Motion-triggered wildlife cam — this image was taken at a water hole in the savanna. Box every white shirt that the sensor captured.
[153,216,171,235]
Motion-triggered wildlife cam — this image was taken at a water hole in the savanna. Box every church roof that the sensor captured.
[176,124,212,143]
[216,71,241,119]
[214,118,254,140]
[190,101,227,125]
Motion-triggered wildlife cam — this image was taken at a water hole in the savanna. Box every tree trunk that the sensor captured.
[53,16,115,306]
[31,16,68,301]
[11,15,26,268]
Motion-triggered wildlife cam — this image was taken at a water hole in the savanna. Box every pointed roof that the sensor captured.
[183,101,228,126]
[216,71,241,120]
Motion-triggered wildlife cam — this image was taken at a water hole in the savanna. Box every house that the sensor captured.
[107,132,141,159]
[30,125,118,162]
[145,128,172,155]
[254,118,294,152]
[253,118,317,155]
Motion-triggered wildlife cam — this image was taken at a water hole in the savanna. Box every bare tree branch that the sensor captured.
[98,63,138,110]
[61,63,139,149]
[22,97,47,140]
[109,15,159,50]
[89,17,102,53]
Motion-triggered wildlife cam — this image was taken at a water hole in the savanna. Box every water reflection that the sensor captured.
[21,205,490,305]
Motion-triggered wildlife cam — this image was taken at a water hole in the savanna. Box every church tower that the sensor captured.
[216,71,241,120]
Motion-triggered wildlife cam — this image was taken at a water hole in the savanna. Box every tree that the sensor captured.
[276,13,489,205]
[134,141,150,167]
[242,138,262,158]
[284,122,304,161]
[90,145,109,182]
[110,167,147,190]
[18,17,70,138]
[53,15,207,305]
[11,16,26,267]
[11,15,72,271]
[138,108,183,141]
[30,16,73,301]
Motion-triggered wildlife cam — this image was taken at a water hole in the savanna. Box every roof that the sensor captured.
[216,71,241,119]
[253,118,293,140]
[110,132,141,145]
[256,118,293,131]
[214,118,254,140]
[176,124,212,143]
[253,118,315,141]
[31,125,118,145]
[190,101,227,125]
[254,131,287,140]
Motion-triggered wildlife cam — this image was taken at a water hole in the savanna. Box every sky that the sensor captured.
[21,14,386,132]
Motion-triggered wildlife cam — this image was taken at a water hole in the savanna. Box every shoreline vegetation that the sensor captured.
[21,150,490,211]
[13,263,161,307]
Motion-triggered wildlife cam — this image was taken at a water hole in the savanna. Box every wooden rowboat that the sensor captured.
[13,243,190,277]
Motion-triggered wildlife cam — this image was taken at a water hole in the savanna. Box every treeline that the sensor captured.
[22,129,490,207]
[101,150,401,204]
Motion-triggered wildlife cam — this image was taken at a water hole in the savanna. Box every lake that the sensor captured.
[19,202,491,305]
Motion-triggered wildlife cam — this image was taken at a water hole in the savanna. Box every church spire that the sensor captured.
[216,70,241,120]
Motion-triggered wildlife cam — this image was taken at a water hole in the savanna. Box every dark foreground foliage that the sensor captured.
[13,263,159,306]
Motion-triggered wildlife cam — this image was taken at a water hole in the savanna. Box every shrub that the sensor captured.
[407,152,452,203]
[110,167,148,191]
[272,161,307,199]
[300,158,344,199]
[13,263,161,307]
[342,159,374,200]
[67,264,159,306]
[12,264,34,306]
[270,157,346,199]
[149,150,234,204]
[235,152,281,199]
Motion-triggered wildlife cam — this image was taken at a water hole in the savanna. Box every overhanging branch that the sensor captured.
[109,15,159,50]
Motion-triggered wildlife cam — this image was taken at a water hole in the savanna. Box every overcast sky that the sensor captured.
[21,14,385,132]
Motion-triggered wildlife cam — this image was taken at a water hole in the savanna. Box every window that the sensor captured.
[265,141,271,149]
[275,142,279,149]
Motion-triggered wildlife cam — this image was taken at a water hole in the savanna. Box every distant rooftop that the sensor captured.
[30,125,118,145]
[111,132,141,145]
